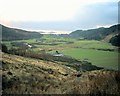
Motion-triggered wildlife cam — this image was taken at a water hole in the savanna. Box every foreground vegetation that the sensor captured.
[1,52,120,94]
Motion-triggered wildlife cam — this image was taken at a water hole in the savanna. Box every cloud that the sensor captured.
[0,0,118,22]
[0,0,119,32]
[72,2,118,29]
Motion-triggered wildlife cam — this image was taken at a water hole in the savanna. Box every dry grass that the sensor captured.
[1,52,120,95]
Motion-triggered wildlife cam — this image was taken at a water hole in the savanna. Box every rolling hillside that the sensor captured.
[1,52,120,94]
[69,24,120,40]
[1,24,43,41]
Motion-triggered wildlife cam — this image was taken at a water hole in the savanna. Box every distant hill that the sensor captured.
[69,24,120,40]
[1,24,120,46]
[1,24,43,41]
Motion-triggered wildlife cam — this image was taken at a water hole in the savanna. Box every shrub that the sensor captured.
[1,44,8,53]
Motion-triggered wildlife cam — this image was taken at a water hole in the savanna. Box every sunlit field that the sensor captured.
[3,35,119,70]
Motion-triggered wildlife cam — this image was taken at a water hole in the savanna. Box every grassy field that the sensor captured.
[43,36,119,70]
[2,35,119,70]
[60,48,119,70]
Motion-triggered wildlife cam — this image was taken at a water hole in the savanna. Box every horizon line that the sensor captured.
[1,23,118,34]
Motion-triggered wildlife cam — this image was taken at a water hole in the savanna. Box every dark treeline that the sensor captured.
[109,34,120,47]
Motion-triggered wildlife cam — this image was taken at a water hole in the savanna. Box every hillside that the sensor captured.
[68,24,120,40]
[1,52,120,94]
[1,24,120,44]
[1,24,43,41]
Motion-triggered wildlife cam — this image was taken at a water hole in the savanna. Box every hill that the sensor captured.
[1,52,120,94]
[69,24,120,40]
[51,24,120,46]
[1,24,43,41]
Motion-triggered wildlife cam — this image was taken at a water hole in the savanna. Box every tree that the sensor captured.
[109,34,120,47]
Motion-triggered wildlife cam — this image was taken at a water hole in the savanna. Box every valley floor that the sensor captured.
[3,37,119,71]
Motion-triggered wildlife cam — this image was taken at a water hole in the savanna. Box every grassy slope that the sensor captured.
[1,52,76,94]
[1,52,120,94]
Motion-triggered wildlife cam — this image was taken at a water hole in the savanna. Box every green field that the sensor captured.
[43,36,119,70]
[3,35,119,70]
[60,48,119,70]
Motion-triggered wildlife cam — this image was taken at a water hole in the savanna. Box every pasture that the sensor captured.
[2,35,119,70]
[61,48,119,70]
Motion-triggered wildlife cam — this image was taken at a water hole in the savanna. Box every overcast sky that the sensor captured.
[0,0,119,33]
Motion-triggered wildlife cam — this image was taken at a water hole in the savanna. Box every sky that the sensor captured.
[0,0,119,34]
